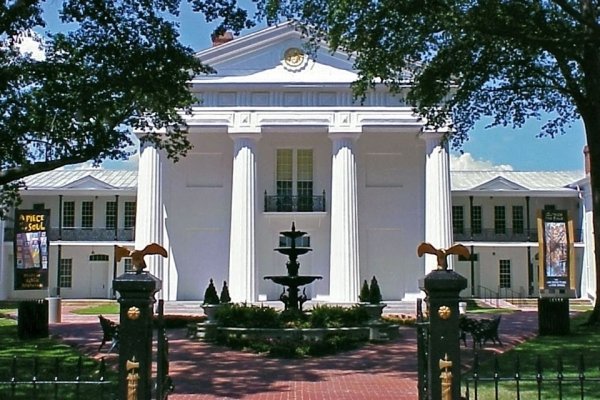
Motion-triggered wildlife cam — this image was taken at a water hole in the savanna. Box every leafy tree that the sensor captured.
[0,0,254,216]
[260,0,600,323]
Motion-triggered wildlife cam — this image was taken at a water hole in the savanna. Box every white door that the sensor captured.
[89,261,108,298]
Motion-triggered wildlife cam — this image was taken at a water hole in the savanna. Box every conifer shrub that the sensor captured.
[368,276,383,304]
[359,279,370,302]
[203,278,220,305]
[219,281,231,303]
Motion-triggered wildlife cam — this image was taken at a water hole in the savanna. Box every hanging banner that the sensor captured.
[14,209,49,290]
[537,209,575,296]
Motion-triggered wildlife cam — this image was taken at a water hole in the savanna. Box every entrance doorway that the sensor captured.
[89,254,109,298]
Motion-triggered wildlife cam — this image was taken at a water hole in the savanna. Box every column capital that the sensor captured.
[328,131,361,142]
[228,130,262,140]
[418,130,445,142]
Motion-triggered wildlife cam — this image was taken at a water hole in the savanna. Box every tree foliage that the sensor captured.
[0,0,254,216]
[258,0,600,322]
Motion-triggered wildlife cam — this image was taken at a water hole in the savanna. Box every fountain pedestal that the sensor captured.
[264,223,322,311]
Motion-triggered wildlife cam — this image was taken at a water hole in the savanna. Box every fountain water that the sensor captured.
[264,222,322,311]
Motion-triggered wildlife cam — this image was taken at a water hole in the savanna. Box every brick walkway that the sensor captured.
[49,303,540,400]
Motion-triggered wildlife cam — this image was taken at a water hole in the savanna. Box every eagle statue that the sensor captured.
[115,243,168,274]
[416,242,470,270]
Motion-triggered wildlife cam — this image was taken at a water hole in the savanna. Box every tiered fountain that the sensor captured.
[264,222,322,311]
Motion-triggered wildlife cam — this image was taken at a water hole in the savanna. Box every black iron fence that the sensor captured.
[0,356,116,400]
[464,353,600,399]
[264,191,326,212]
[416,298,429,400]
[155,300,174,400]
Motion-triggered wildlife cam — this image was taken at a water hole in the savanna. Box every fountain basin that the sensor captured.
[264,275,322,286]
[274,247,312,257]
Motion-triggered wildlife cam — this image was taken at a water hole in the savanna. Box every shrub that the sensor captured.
[203,279,220,305]
[219,281,231,303]
[359,280,370,303]
[214,303,280,328]
[309,305,369,328]
[368,276,382,304]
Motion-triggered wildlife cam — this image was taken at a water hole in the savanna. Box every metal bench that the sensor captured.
[98,315,119,353]
[460,315,502,348]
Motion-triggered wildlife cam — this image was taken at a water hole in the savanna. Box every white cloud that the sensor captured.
[450,153,513,171]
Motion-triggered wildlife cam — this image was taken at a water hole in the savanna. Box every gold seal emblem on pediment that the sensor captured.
[283,47,308,71]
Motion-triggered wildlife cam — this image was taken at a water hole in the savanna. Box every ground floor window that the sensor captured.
[59,259,73,288]
[499,259,511,288]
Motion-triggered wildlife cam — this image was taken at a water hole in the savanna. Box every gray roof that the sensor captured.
[23,169,137,190]
[451,171,585,192]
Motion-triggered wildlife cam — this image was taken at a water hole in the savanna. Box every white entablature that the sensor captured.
[181,107,422,134]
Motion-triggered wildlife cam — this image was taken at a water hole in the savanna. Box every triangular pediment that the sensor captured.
[63,176,116,190]
[472,176,529,191]
[194,22,358,84]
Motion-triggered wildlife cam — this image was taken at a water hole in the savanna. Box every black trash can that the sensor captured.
[17,299,49,339]
[538,297,570,335]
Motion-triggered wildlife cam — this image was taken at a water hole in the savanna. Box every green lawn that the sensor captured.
[0,318,117,399]
[70,302,119,315]
[463,312,600,399]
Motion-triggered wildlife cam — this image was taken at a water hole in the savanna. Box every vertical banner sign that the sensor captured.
[539,210,571,291]
[14,209,49,290]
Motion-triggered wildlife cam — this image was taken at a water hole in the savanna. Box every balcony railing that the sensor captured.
[454,228,583,243]
[264,191,326,212]
[4,227,134,242]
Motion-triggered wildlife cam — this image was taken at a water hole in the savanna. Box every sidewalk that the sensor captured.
[50,302,540,400]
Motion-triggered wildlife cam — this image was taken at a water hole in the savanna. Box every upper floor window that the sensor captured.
[512,206,524,234]
[63,201,75,228]
[106,201,117,229]
[124,202,136,229]
[81,201,93,229]
[499,259,511,288]
[452,206,464,234]
[494,206,506,234]
[276,149,313,211]
[471,206,482,234]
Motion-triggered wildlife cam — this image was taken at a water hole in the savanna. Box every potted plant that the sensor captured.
[358,276,387,322]
[202,279,222,321]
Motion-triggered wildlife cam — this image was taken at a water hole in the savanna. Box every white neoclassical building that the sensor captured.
[0,23,594,304]
[135,22,454,302]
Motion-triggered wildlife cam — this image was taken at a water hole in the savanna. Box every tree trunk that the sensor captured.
[582,107,600,324]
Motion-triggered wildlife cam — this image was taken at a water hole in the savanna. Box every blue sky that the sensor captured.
[43,2,588,173]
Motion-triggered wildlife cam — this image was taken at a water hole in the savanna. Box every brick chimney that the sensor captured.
[584,145,590,175]
[211,32,234,47]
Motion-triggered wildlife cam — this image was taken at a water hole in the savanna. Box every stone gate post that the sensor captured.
[114,272,161,400]
[420,269,467,400]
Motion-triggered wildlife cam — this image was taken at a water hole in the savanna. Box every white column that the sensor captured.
[135,142,165,284]
[421,132,453,273]
[329,133,360,303]
[228,134,258,303]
